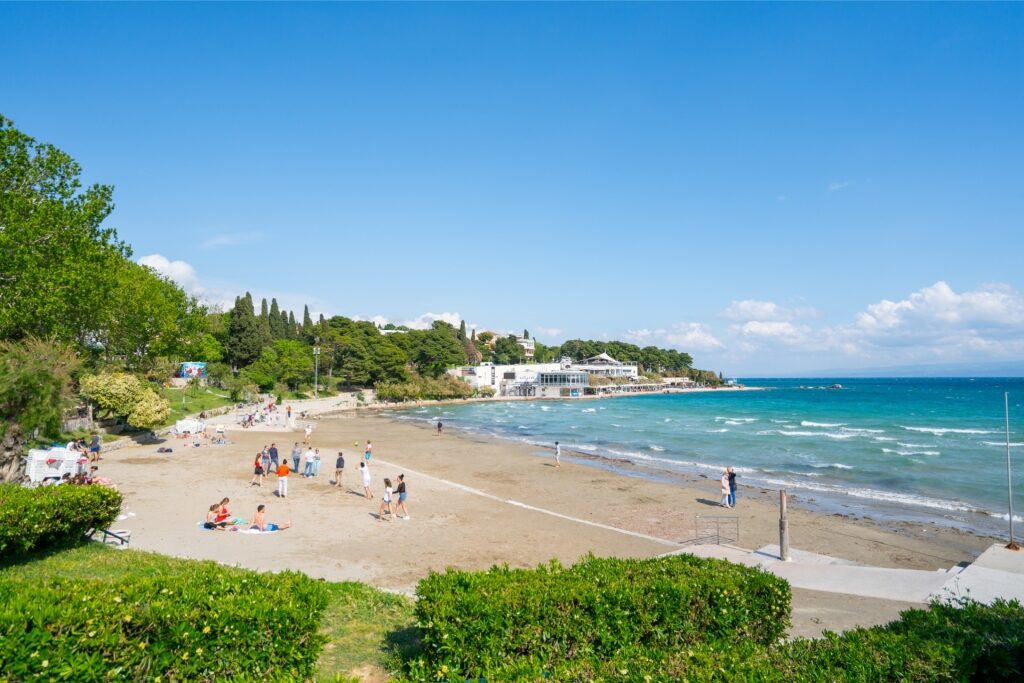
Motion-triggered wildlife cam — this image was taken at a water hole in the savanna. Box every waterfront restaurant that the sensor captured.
[536,370,589,398]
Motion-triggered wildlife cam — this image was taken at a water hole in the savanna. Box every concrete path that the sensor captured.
[670,542,1024,605]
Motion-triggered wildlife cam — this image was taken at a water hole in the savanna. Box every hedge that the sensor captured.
[0,561,328,680]
[0,483,122,557]
[411,554,790,680]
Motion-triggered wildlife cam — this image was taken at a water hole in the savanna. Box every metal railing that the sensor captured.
[681,515,739,546]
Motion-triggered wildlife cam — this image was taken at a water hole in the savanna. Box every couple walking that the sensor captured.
[719,467,738,508]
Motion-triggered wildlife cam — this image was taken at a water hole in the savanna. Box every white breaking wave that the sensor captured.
[801,421,845,428]
[882,448,941,456]
[648,445,665,452]
[540,406,551,411]
[581,408,597,413]
[707,428,729,433]
[982,441,1024,447]
[810,463,854,470]
[873,436,896,442]
[989,512,1024,523]
[715,416,757,423]
[901,426,997,435]
[778,430,857,440]
[897,442,936,449]
[756,478,979,514]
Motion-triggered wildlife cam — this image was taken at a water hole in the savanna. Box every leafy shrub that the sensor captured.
[376,375,474,402]
[80,371,171,429]
[0,559,328,680]
[410,554,790,680]
[0,483,122,557]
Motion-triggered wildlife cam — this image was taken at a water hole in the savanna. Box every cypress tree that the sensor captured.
[288,311,297,337]
[303,305,313,329]
[225,294,263,369]
[269,299,283,338]
[458,320,467,340]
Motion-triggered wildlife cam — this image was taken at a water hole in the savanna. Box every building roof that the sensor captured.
[581,352,622,366]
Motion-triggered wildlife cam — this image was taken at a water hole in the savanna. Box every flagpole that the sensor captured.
[1007,392,1020,551]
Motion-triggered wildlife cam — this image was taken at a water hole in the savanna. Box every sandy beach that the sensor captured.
[100,409,996,638]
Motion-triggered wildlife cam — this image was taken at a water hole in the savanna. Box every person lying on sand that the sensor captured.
[250,504,291,532]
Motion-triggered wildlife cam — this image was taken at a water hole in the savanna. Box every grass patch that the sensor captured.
[162,386,236,425]
[317,583,417,681]
[2,544,417,681]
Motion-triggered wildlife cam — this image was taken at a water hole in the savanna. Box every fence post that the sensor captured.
[780,489,791,561]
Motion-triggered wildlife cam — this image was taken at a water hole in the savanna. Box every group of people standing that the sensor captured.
[241,436,411,520]
[720,467,738,508]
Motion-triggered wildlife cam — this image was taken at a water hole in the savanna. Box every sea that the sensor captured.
[387,378,1024,536]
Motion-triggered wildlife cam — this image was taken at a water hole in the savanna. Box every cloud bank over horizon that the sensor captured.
[140,251,1024,375]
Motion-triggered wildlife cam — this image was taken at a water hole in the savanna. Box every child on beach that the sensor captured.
[360,461,372,499]
[276,461,290,497]
[394,473,410,519]
[364,440,372,462]
[250,504,291,532]
[304,424,313,444]
[313,448,322,477]
[250,452,265,487]
[554,441,561,467]
[378,478,394,521]
[334,452,345,486]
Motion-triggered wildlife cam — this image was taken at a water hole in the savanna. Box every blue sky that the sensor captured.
[3,3,1023,375]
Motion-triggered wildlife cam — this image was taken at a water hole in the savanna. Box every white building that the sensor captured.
[515,336,535,359]
[570,353,639,379]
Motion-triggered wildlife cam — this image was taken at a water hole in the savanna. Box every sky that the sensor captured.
[2,2,1023,376]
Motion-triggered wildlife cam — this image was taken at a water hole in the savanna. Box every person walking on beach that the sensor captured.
[291,442,301,472]
[250,452,265,487]
[554,441,561,467]
[719,468,732,508]
[276,461,290,498]
[268,443,279,472]
[364,440,372,462]
[727,467,737,508]
[287,405,292,420]
[303,447,316,478]
[261,446,271,477]
[436,421,443,436]
[378,477,394,521]
[334,451,345,487]
[304,424,313,445]
[360,460,372,499]
[394,473,410,519]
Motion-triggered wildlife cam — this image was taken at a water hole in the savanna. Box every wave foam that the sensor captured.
[778,430,857,440]
[982,441,1024,447]
[882,448,940,456]
[801,421,845,428]
[648,445,665,452]
[810,463,854,470]
[901,426,997,435]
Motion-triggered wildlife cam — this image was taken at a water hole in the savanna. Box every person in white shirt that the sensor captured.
[303,448,316,478]
[378,477,394,521]
[360,461,372,499]
[554,441,561,467]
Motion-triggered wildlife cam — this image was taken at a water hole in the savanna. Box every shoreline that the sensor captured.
[99,409,995,637]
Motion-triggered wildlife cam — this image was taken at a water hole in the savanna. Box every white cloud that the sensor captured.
[138,254,204,296]
[735,320,810,347]
[722,299,817,322]
[533,326,563,338]
[627,323,724,351]
[201,232,263,249]
[355,312,465,330]
[828,180,850,192]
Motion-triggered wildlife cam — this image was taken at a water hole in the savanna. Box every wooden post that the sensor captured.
[780,489,791,561]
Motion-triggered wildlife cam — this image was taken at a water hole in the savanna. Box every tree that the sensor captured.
[268,299,285,339]
[288,311,298,337]
[458,320,467,341]
[523,329,529,339]
[303,305,313,330]
[243,340,314,391]
[225,294,264,369]
[0,116,127,346]
[0,338,80,481]
[258,298,271,340]
[493,335,526,365]
[79,371,171,430]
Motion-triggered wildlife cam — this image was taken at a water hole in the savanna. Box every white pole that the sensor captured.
[1006,392,1019,550]
[314,347,320,400]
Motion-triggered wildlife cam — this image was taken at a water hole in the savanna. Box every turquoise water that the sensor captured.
[390,378,1024,534]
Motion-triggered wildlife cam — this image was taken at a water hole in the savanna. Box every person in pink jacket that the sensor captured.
[720,468,732,508]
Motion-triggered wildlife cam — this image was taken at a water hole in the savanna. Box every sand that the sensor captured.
[99,410,995,638]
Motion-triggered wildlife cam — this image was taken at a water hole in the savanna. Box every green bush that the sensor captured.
[0,561,328,680]
[376,375,474,402]
[0,484,122,557]
[410,554,790,680]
